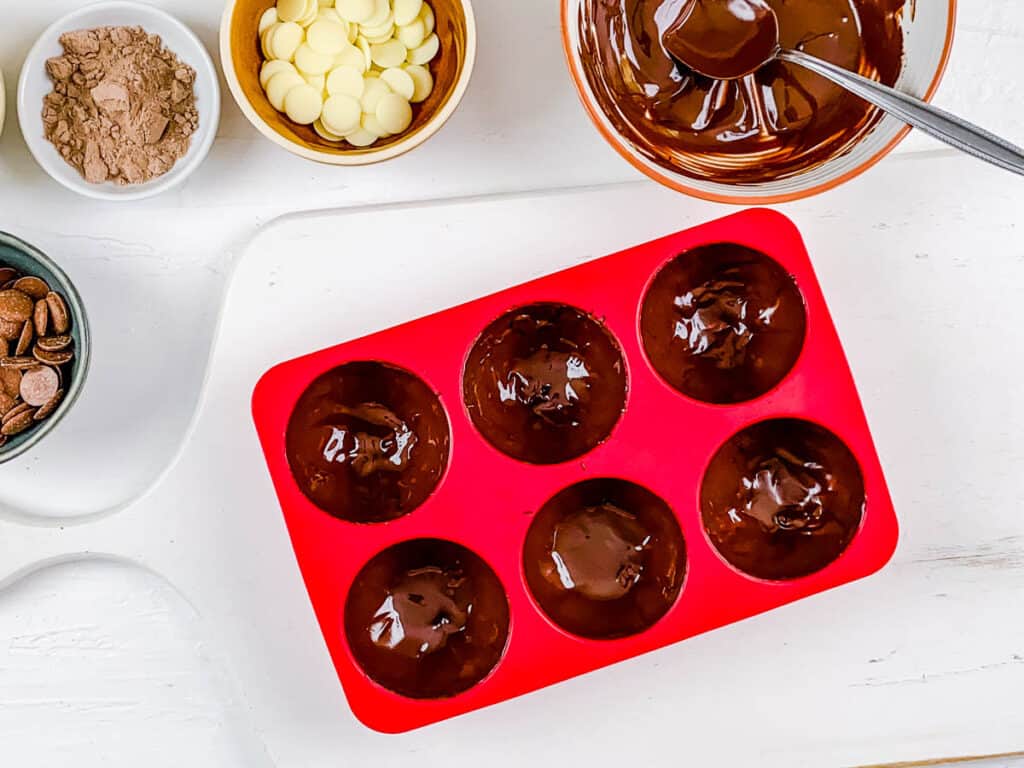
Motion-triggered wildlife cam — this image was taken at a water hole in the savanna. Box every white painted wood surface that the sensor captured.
[0,0,1022,766]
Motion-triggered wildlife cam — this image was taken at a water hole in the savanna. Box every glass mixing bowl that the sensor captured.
[561,1,956,204]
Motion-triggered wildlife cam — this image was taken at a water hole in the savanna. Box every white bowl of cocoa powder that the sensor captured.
[17,1,220,201]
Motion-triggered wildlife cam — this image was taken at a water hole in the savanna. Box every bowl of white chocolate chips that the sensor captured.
[221,0,476,164]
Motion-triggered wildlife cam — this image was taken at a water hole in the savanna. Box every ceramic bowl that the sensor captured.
[220,0,476,165]
[0,233,91,465]
[561,1,957,204]
[17,1,221,202]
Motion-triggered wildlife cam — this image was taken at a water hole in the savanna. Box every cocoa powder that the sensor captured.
[42,26,199,186]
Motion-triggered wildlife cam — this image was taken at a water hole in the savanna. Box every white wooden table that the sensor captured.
[0,1,1023,766]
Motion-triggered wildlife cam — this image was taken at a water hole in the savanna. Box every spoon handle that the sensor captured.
[778,49,1024,177]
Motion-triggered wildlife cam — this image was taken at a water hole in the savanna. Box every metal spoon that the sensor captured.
[662,0,1024,177]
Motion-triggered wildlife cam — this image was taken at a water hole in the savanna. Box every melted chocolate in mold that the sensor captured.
[286,362,450,523]
[640,243,806,404]
[464,303,627,464]
[578,0,907,184]
[701,419,865,580]
[345,539,510,699]
[524,479,686,639]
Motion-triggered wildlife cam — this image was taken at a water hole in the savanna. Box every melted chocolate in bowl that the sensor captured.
[463,303,628,464]
[345,539,510,699]
[578,0,907,184]
[701,419,865,580]
[640,243,806,404]
[524,479,686,639]
[286,362,450,523]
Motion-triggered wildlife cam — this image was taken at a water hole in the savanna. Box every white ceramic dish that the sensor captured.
[17,1,221,202]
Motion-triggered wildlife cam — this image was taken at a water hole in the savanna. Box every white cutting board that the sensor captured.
[1,154,1023,768]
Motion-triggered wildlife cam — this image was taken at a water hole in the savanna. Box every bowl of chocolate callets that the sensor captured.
[252,209,898,733]
[0,232,90,464]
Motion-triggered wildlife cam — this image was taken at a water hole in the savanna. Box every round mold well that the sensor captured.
[285,361,451,523]
[342,537,511,699]
[462,302,628,465]
[639,242,807,405]
[522,478,687,640]
[700,417,866,581]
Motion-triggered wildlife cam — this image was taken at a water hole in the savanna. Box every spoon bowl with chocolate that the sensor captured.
[563,0,957,202]
[663,0,1024,177]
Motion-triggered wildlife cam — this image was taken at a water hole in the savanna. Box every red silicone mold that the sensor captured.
[251,208,898,733]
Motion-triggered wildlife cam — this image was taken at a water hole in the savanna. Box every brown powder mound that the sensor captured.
[42,26,199,186]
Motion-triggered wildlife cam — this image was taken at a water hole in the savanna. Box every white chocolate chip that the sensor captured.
[379,67,414,100]
[321,93,362,134]
[326,65,365,98]
[345,127,378,147]
[376,92,412,134]
[393,0,423,26]
[359,76,391,113]
[266,70,306,111]
[336,0,375,23]
[284,83,324,124]
[314,118,345,142]
[261,25,277,58]
[307,19,348,54]
[361,112,390,139]
[295,43,335,75]
[419,3,434,35]
[334,43,368,72]
[298,0,321,27]
[259,7,279,34]
[270,22,305,61]
[406,33,438,65]
[403,63,433,102]
[317,7,345,25]
[261,59,298,89]
[371,39,407,68]
[362,0,392,28]
[396,19,425,49]
[303,72,327,92]
[277,0,308,23]
[356,35,373,69]
[361,21,395,43]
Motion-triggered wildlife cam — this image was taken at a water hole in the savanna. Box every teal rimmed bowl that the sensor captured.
[0,232,91,464]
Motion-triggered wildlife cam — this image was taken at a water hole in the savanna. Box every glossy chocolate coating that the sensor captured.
[640,243,805,404]
[463,304,627,464]
[344,539,510,699]
[701,419,864,580]
[286,362,450,523]
[663,0,780,80]
[524,479,686,639]
[578,0,907,183]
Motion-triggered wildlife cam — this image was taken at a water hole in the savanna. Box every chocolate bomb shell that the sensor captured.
[641,243,806,404]
[463,303,627,464]
[524,479,686,639]
[286,362,450,523]
[701,419,865,580]
[344,539,510,699]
